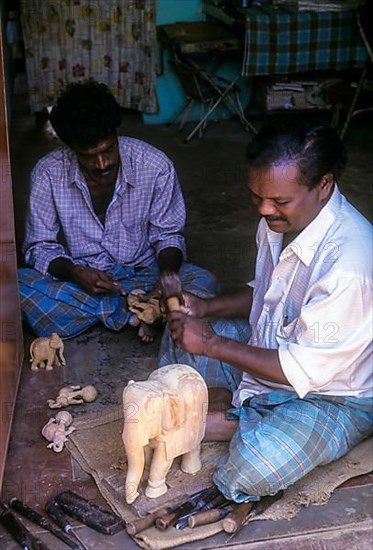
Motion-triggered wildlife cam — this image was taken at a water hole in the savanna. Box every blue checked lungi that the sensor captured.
[159,318,251,393]
[18,262,219,338]
[213,390,373,503]
[242,8,367,76]
[159,318,373,503]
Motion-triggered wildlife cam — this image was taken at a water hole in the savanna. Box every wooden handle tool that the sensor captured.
[0,502,50,550]
[126,507,170,535]
[222,501,254,533]
[225,491,284,543]
[188,505,232,528]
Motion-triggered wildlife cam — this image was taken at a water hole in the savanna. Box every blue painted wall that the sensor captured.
[156,0,204,25]
[142,0,251,125]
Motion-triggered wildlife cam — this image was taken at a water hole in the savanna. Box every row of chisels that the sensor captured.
[125,486,284,538]
[0,487,283,547]
[0,490,125,549]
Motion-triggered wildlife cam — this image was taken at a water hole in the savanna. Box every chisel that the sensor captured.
[126,507,171,536]
[0,502,50,550]
[45,499,88,550]
[225,490,284,543]
[187,504,232,528]
[10,498,80,550]
[56,490,125,535]
[222,501,254,534]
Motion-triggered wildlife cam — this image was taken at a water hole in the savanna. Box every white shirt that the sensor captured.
[233,185,373,405]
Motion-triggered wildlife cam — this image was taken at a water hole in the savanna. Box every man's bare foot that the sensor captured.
[138,322,157,343]
[204,387,237,442]
[129,314,140,327]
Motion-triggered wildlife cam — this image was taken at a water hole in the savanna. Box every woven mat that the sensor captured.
[66,407,373,550]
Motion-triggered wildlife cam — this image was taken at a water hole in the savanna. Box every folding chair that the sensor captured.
[340,1,373,139]
[169,51,257,142]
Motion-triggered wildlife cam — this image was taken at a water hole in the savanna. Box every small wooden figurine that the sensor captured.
[41,411,75,452]
[29,333,66,371]
[127,289,162,325]
[47,384,98,409]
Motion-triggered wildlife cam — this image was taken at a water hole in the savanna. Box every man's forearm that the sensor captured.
[157,247,183,274]
[203,288,253,319]
[48,257,80,282]
[207,334,289,385]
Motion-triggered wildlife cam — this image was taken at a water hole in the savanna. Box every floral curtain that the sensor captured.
[19,0,158,113]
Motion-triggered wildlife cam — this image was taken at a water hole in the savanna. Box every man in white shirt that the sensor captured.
[159,119,372,502]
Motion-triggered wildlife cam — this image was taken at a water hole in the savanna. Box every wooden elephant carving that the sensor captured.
[29,333,66,371]
[122,364,208,504]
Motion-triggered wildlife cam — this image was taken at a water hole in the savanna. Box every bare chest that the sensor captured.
[89,184,115,224]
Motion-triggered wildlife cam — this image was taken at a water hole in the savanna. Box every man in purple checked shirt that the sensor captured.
[18,80,218,342]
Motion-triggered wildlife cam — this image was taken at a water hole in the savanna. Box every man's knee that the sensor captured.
[214,460,285,500]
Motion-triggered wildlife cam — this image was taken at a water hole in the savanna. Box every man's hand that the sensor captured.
[72,265,120,295]
[48,258,121,295]
[168,310,215,355]
[180,291,207,318]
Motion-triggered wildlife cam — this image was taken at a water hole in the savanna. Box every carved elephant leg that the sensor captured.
[125,447,145,504]
[31,361,41,371]
[145,442,173,499]
[59,350,66,366]
[45,353,56,370]
[181,446,202,474]
[142,444,153,481]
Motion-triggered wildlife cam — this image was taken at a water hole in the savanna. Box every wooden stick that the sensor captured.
[166,295,181,312]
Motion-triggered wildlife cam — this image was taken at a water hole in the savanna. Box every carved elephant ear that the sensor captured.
[49,333,63,348]
[161,394,185,434]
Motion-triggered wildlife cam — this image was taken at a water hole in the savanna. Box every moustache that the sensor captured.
[265,216,286,222]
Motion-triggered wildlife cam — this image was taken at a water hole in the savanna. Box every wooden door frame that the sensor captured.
[0,13,23,490]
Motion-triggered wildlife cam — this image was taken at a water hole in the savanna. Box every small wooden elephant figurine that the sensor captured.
[122,364,208,504]
[41,411,75,452]
[47,385,98,409]
[29,333,66,371]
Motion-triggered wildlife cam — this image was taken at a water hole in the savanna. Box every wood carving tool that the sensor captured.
[126,490,204,535]
[0,501,50,550]
[10,498,80,550]
[160,272,183,312]
[154,487,211,530]
[174,488,227,529]
[222,501,254,534]
[187,504,232,528]
[55,490,125,535]
[225,490,284,543]
[126,507,171,536]
[45,498,88,550]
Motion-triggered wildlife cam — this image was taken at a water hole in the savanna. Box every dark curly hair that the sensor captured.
[246,118,347,188]
[49,80,123,150]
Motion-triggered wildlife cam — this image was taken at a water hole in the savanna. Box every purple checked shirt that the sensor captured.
[23,137,186,274]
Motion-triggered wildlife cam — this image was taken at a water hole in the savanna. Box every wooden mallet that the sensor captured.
[160,272,183,312]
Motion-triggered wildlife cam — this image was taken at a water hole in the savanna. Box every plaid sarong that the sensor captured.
[242,8,367,76]
[214,390,373,502]
[159,315,373,503]
[19,262,219,338]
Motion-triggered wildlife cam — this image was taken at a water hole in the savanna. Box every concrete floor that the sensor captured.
[1,83,372,549]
